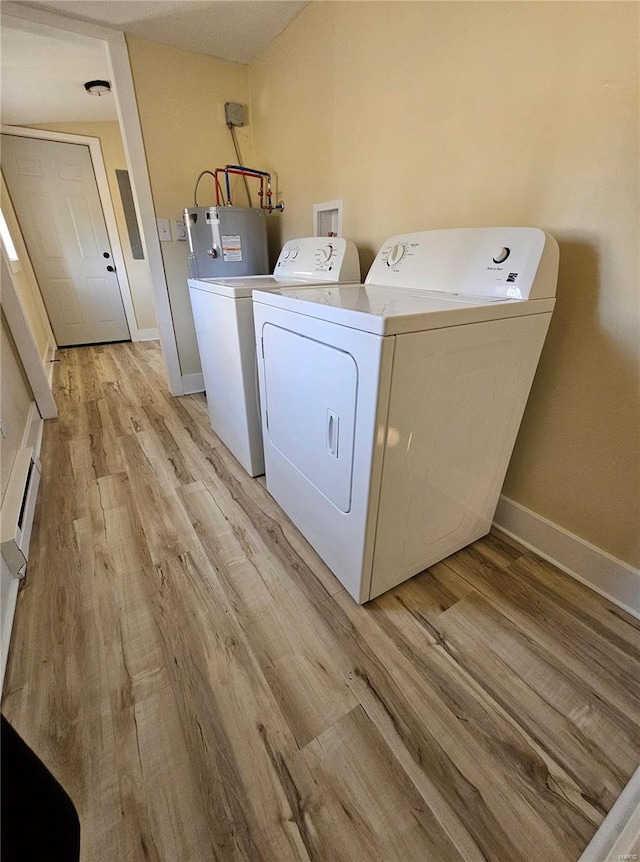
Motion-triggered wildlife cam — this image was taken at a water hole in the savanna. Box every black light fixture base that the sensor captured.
[84,79,111,96]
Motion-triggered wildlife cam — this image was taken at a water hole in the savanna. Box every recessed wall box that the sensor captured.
[313,199,343,237]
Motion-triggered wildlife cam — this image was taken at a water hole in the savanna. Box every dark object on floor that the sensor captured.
[1,715,80,861]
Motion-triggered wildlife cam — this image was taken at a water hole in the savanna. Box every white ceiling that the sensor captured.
[1,1,308,126]
[8,1,309,63]
[1,27,117,124]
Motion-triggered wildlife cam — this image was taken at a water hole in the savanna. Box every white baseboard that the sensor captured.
[21,400,44,457]
[45,343,57,387]
[181,372,205,395]
[1,400,44,692]
[578,766,640,862]
[132,328,159,342]
[1,558,20,691]
[493,496,640,620]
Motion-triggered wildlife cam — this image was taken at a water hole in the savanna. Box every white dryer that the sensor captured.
[188,237,360,476]
[253,227,559,603]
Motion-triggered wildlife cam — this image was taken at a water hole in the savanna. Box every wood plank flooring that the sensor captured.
[3,341,640,862]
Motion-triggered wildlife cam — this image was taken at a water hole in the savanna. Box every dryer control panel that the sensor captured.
[274,237,361,282]
[367,227,558,300]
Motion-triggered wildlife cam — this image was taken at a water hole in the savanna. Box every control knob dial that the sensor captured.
[318,244,333,263]
[387,243,406,266]
[492,247,511,264]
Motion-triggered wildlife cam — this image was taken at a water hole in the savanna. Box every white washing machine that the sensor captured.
[253,227,559,603]
[188,237,360,476]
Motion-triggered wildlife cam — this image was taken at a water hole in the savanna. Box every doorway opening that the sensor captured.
[1,4,183,393]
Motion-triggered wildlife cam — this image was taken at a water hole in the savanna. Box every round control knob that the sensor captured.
[282,248,291,260]
[319,244,333,263]
[387,243,406,266]
[290,248,299,260]
[492,247,510,264]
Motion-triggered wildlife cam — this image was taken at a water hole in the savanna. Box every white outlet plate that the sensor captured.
[173,220,187,241]
[156,217,172,242]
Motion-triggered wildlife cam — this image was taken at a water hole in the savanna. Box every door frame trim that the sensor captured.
[2,3,184,394]
[2,125,139,345]
[1,252,58,419]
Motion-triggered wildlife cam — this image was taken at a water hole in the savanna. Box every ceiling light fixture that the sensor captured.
[84,79,111,96]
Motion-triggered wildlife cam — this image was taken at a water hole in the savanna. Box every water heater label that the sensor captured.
[222,235,243,262]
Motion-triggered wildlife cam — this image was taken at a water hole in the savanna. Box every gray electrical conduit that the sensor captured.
[228,123,253,208]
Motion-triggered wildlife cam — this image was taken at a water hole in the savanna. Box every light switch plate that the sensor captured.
[156,217,172,242]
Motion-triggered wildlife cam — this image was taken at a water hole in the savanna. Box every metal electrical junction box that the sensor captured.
[184,206,268,279]
[224,101,245,127]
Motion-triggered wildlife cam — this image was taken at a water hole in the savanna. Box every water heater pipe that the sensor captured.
[212,164,284,212]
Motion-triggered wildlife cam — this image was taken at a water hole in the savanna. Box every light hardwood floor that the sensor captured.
[3,341,639,862]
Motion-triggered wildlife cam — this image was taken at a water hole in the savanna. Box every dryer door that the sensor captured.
[262,325,357,512]
[254,301,393,603]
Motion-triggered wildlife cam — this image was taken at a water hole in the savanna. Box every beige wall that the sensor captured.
[33,121,157,332]
[1,174,56,363]
[249,1,640,566]
[126,37,254,376]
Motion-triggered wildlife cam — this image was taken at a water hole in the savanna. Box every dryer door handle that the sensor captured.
[327,410,339,458]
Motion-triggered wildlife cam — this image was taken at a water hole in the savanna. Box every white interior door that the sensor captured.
[1,134,130,346]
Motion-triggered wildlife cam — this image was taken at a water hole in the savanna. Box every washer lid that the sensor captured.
[188,275,334,299]
[252,283,555,335]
